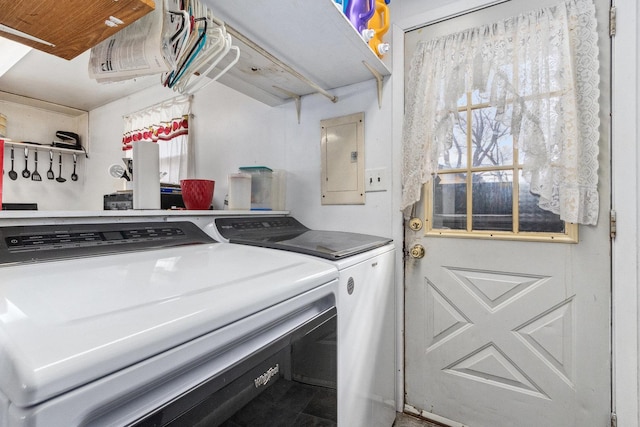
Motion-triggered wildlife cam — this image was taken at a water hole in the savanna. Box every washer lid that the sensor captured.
[214,216,393,259]
[0,243,337,407]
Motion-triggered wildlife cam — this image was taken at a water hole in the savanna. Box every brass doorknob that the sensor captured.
[408,217,423,231]
[409,244,425,259]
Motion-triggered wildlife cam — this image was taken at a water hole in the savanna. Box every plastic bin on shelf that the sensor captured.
[239,166,273,210]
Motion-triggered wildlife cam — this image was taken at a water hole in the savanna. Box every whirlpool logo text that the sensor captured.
[254,364,279,388]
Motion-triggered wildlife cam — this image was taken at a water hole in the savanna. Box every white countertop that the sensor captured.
[0,209,288,218]
[0,210,289,227]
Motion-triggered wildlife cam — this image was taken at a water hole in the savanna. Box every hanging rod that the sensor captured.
[3,139,88,158]
[123,95,192,120]
[224,24,338,104]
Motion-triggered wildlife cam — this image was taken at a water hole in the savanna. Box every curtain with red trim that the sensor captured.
[122,96,192,185]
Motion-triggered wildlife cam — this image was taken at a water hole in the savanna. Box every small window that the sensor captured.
[426,91,577,242]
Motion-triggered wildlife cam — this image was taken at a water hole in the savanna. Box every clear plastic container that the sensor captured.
[228,172,252,210]
[271,169,287,211]
[239,166,273,210]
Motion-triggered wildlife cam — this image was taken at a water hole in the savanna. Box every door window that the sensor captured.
[426,91,576,242]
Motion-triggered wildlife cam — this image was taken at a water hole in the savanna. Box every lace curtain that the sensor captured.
[401,0,601,225]
[122,95,192,185]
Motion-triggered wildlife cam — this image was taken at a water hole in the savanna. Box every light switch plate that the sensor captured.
[365,167,389,192]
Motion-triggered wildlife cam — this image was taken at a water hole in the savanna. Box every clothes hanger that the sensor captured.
[181,38,239,94]
[173,26,227,92]
[160,0,239,94]
[164,17,207,87]
[163,9,190,68]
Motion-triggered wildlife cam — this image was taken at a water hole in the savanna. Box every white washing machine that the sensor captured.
[205,216,397,427]
[0,220,340,426]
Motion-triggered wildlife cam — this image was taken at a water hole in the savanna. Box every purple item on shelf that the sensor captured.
[345,0,375,33]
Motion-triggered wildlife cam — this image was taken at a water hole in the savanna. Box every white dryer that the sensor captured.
[0,220,339,426]
[205,216,397,427]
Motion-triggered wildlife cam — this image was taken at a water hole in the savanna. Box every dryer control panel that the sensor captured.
[0,221,215,265]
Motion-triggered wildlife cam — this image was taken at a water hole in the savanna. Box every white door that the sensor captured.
[403,1,611,426]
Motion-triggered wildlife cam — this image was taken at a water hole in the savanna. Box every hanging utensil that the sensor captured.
[56,153,66,183]
[71,153,78,181]
[8,146,17,180]
[31,150,42,181]
[109,164,130,181]
[122,157,133,179]
[21,147,30,178]
[47,150,55,180]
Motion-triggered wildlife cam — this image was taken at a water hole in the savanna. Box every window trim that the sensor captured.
[424,181,579,243]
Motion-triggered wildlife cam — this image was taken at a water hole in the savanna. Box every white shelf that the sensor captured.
[0,2,391,111]
[0,91,87,117]
[0,91,89,154]
[2,139,88,158]
[203,0,392,106]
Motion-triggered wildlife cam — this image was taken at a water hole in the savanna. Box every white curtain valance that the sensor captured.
[401,0,601,225]
[122,95,192,185]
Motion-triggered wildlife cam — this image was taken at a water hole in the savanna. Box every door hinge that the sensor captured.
[610,210,617,239]
[611,412,617,427]
[610,6,617,37]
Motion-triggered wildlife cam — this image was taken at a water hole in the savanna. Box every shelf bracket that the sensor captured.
[362,61,384,109]
[273,86,302,124]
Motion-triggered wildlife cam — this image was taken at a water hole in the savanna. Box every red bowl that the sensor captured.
[180,179,215,210]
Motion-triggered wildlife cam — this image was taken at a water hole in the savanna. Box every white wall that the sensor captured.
[78,0,411,236]
[189,85,287,210]
[87,87,172,210]
[280,80,394,236]
[612,0,640,425]
[87,71,394,238]
[88,83,283,210]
